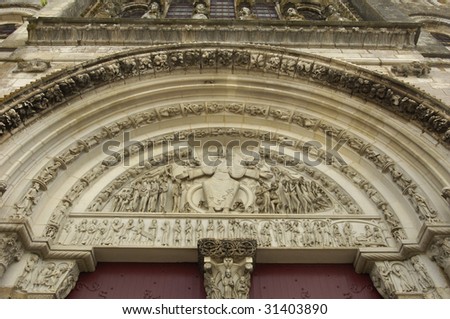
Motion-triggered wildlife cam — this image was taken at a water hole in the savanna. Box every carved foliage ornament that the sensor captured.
[429,237,450,280]
[0,47,448,147]
[0,233,24,278]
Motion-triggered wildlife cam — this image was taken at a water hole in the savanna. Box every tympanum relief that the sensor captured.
[83,146,354,216]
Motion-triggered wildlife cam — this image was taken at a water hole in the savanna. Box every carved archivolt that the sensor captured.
[12,106,438,243]
[36,125,409,243]
[0,45,448,147]
[17,109,434,243]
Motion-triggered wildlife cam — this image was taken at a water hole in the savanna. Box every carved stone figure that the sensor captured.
[192,2,209,19]
[322,5,349,21]
[173,219,183,246]
[284,7,305,21]
[161,221,170,246]
[392,264,416,292]
[410,256,434,291]
[14,59,51,73]
[16,255,40,290]
[172,179,182,212]
[185,220,193,245]
[441,187,450,206]
[238,6,256,20]
[412,192,439,222]
[391,62,431,78]
[14,183,41,216]
[142,1,161,19]
[199,239,255,299]
[196,219,204,241]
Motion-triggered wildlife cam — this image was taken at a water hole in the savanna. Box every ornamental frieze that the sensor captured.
[55,216,389,249]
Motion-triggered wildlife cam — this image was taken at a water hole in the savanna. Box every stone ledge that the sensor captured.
[26,17,421,49]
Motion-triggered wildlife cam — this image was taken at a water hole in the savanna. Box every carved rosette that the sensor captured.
[371,256,440,299]
[198,239,256,299]
[0,233,24,278]
[14,254,79,299]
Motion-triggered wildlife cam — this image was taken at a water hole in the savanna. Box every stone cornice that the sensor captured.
[26,17,420,48]
[0,219,96,272]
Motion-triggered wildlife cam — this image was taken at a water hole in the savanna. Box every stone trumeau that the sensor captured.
[0,0,449,299]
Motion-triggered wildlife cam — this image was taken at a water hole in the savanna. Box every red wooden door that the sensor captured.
[68,263,381,299]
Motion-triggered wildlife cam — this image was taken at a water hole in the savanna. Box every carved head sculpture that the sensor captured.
[149,1,160,11]
[192,1,209,19]
[284,6,304,20]
[142,1,161,19]
[238,5,254,20]
[442,187,450,205]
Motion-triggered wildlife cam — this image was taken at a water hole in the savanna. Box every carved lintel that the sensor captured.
[199,239,256,299]
[0,233,24,278]
[14,255,79,299]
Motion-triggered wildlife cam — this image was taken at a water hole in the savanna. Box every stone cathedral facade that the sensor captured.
[0,0,449,299]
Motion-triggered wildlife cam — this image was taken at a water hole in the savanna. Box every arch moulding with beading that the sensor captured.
[0,44,449,298]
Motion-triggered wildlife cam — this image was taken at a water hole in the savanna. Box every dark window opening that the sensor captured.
[431,32,450,46]
[253,3,278,20]
[0,24,18,39]
[210,0,235,19]
[166,1,193,19]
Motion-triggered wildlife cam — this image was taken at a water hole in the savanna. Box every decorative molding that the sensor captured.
[199,239,256,299]
[0,233,23,278]
[25,16,419,48]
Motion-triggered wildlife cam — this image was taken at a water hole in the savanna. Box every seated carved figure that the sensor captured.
[238,7,256,20]
[322,4,348,21]
[285,7,305,21]
[192,2,209,19]
[142,1,161,19]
